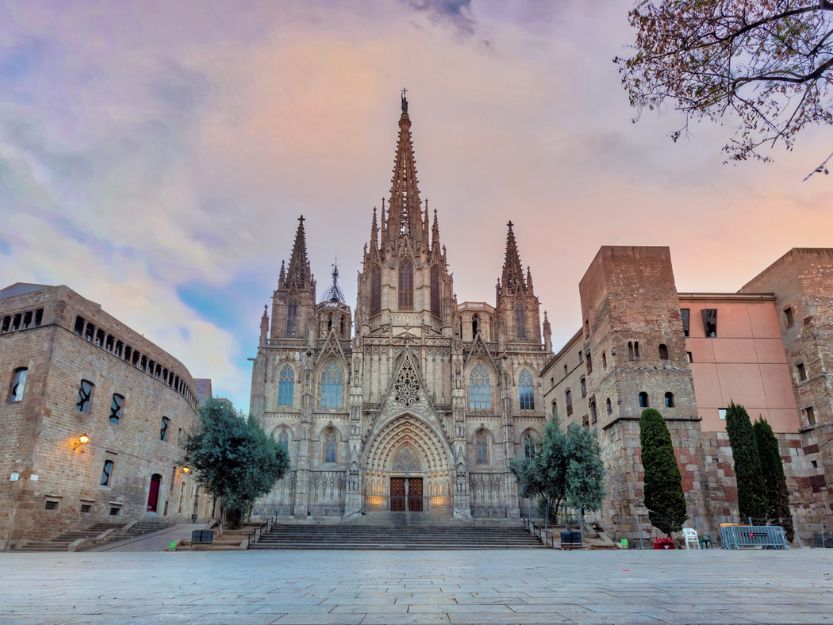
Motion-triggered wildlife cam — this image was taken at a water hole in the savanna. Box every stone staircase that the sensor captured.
[16,517,175,552]
[250,523,544,550]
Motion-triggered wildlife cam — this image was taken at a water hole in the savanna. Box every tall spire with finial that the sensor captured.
[321,259,346,304]
[370,206,379,254]
[385,88,424,246]
[286,215,311,289]
[501,221,527,295]
[431,208,441,253]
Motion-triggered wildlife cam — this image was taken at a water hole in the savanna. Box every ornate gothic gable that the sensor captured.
[464,332,498,370]
[316,327,347,365]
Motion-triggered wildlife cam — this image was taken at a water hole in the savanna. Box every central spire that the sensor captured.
[285,215,312,289]
[385,89,424,247]
[501,220,527,295]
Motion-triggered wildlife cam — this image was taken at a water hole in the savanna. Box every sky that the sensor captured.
[2,0,832,412]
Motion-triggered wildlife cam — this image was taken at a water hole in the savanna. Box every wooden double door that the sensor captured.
[390,477,423,512]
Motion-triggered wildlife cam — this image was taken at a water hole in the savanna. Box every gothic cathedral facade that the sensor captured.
[249,94,552,520]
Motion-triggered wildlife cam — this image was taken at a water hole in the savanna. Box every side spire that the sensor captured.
[370,205,379,253]
[386,89,424,246]
[321,259,345,304]
[501,221,527,295]
[431,208,441,252]
[286,215,312,289]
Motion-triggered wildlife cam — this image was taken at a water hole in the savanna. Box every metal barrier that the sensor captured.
[720,525,788,550]
[813,532,833,548]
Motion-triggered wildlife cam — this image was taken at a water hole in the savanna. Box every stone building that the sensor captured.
[250,93,551,520]
[0,283,212,549]
[543,247,832,541]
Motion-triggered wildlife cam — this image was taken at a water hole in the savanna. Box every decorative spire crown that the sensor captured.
[501,221,527,295]
[320,259,346,304]
[384,89,424,246]
[285,215,312,289]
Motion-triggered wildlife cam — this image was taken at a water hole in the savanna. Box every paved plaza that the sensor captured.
[0,549,832,625]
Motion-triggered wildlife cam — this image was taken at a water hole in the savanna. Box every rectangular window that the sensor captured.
[110,394,124,424]
[718,408,727,420]
[702,308,718,337]
[44,500,59,511]
[551,400,557,419]
[784,307,794,328]
[580,376,587,398]
[1,316,10,333]
[585,352,592,374]
[74,316,85,335]
[796,363,807,382]
[9,368,28,402]
[109,506,121,516]
[100,460,114,486]
[566,389,573,416]
[80,504,92,514]
[805,406,816,426]
[77,379,94,413]
[686,351,693,363]
[34,308,43,326]
[160,416,171,441]
[681,308,690,337]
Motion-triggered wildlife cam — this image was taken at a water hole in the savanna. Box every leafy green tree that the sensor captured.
[565,423,606,522]
[640,408,688,536]
[537,418,569,522]
[184,399,289,528]
[725,402,768,522]
[753,417,795,541]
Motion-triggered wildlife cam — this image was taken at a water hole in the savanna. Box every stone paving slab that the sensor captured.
[0,549,832,624]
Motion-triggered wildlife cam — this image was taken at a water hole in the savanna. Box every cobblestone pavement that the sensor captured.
[0,549,832,625]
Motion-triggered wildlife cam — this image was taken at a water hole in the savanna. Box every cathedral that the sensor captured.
[250,93,552,520]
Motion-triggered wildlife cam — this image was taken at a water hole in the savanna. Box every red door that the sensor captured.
[147,474,162,512]
[390,478,406,511]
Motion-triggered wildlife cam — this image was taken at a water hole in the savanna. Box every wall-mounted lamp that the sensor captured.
[181,466,191,474]
[73,434,91,451]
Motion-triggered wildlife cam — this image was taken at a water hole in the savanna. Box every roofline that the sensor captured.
[541,328,583,375]
[678,292,776,302]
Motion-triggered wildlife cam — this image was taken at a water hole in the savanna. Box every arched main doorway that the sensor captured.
[363,414,452,513]
[147,473,162,513]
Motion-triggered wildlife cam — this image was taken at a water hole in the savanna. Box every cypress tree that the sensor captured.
[753,417,794,541]
[639,408,687,536]
[724,402,767,522]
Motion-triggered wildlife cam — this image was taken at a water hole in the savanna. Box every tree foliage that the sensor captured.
[640,408,688,536]
[725,402,768,521]
[753,417,795,541]
[565,424,606,515]
[184,399,289,527]
[616,1,833,165]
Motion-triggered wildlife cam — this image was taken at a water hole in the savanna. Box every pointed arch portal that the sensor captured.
[362,414,452,513]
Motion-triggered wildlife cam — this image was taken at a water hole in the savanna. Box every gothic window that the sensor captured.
[580,376,587,398]
[277,428,290,453]
[320,362,343,409]
[100,460,114,486]
[523,432,536,459]
[278,365,294,406]
[664,392,675,408]
[468,364,491,411]
[475,430,490,465]
[659,344,669,360]
[398,258,414,310]
[8,367,27,402]
[519,369,534,410]
[430,265,440,317]
[323,428,337,463]
[286,300,298,336]
[370,265,381,315]
[77,379,94,413]
[638,392,649,408]
[160,416,171,441]
[109,394,124,424]
[472,314,479,337]
[514,301,526,339]
[590,396,597,424]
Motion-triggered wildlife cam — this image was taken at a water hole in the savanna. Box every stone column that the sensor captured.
[344,351,364,519]
[293,352,313,518]
[451,346,471,518]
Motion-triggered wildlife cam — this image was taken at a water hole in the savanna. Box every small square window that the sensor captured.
[80,504,92,514]
[718,408,727,420]
[811,460,818,469]
[44,500,59,511]
[109,506,121,516]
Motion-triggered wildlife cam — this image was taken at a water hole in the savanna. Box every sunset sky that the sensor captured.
[2,1,832,410]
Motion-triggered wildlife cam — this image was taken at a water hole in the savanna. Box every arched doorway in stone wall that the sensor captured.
[363,414,452,513]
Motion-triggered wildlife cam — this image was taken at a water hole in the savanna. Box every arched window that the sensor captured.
[476,430,490,465]
[278,428,290,453]
[519,369,535,410]
[664,392,675,408]
[8,367,27,402]
[398,258,414,310]
[286,300,298,335]
[638,392,649,408]
[323,428,337,463]
[370,265,381,315]
[468,364,491,411]
[320,362,343,409]
[514,301,526,339]
[523,432,536,459]
[589,396,598,424]
[430,265,440,317]
[109,394,124,425]
[659,344,669,360]
[100,459,114,486]
[278,365,294,406]
[472,314,480,337]
[77,379,94,413]
[606,397,612,414]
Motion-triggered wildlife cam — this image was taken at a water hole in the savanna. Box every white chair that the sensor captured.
[682,527,700,550]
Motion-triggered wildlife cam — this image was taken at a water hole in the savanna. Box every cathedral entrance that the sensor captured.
[389,477,423,512]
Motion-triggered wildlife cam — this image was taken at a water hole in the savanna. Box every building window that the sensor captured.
[582,414,590,428]
[109,394,124,424]
[606,397,612,415]
[468,364,492,411]
[160,416,171,441]
[686,351,693,363]
[278,365,294,406]
[519,369,535,410]
[398,258,414,310]
[563,364,568,376]
[551,400,558,419]
[585,352,593,373]
[278,429,290,454]
[44,500,59,511]
[702,308,718,337]
[371,265,381,316]
[784,307,794,328]
[796,362,807,382]
[566,389,573,416]
[638,392,649,408]
[718,408,727,420]
[805,406,816,426]
[681,308,690,337]
[475,430,490,465]
[580,376,587,398]
[109,506,121,516]
[659,344,669,360]
[602,352,607,369]
[430,265,441,317]
[320,362,343,409]
[523,433,535,459]
[589,397,597,424]
[628,341,640,359]
[80,504,92,514]
[514,302,526,339]
[323,428,337,463]
[286,300,298,336]
[664,392,675,408]
[77,379,94,413]
[100,460,114,486]
[8,367,27,402]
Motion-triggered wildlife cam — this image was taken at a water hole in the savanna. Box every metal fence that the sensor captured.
[720,525,789,550]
